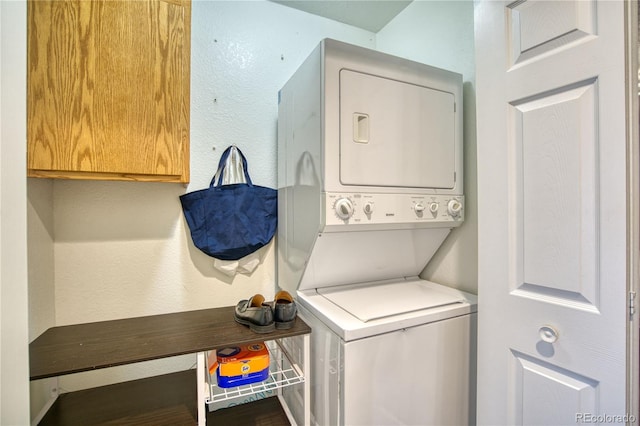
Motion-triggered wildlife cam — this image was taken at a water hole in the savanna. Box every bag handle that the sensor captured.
[210,145,254,187]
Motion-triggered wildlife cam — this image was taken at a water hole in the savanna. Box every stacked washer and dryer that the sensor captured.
[276,39,477,426]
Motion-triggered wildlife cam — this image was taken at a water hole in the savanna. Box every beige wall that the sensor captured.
[26,0,477,403]
[30,0,377,395]
[1,1,30,424]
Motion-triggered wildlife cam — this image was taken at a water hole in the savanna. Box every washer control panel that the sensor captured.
[325,193,464,226]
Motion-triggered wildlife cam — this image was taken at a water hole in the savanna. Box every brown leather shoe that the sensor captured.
[234,294,275,333]
[272,290,297,329]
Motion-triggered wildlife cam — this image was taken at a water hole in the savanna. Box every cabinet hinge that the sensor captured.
[629,291,636,318]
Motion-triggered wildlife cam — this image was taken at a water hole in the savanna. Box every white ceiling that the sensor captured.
[271,1,413,33]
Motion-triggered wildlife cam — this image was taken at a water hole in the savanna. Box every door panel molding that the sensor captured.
[507,0,597,67]
[510,350,599,426]
[508,79,600,312]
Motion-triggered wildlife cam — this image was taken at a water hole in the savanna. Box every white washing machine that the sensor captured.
[277,39,477,425]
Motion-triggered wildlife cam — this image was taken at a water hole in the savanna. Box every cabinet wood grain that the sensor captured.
[27,0,190,182]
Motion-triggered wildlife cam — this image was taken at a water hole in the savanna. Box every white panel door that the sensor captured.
[476,1,633,424]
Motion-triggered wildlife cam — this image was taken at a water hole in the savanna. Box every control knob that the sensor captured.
[429,202,439,214]
[447,199,463,217]
[363,201,374,215]
[414,202,425,214]
[334,198,354,220]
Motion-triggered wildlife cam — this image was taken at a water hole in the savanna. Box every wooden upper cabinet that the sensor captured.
[27,0,190,183]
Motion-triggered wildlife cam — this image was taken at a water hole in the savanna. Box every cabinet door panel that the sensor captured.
[27,0,190,182]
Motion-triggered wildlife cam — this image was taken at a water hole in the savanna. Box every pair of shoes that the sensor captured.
[234,291,297,333]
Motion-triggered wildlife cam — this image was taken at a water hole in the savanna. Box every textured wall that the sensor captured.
[27,179,57,421]
[53,1,375,327]
[377,1,478,294]
[49,0,375,391]
[29,0,477,393]
[1,1,31,423]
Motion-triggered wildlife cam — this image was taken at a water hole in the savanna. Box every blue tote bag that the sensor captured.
[180,146,277,261]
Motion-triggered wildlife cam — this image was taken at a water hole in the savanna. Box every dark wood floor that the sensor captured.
[207,397,291,426]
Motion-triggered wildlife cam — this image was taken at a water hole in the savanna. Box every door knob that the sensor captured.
[539,325,559,343]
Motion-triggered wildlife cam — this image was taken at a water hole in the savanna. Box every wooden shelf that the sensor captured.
[38,369,291,426]
[30,306,311,380]
[30,306,310,425]
[39,370,198,426]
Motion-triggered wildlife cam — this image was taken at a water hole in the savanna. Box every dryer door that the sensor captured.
[339,69,456,189]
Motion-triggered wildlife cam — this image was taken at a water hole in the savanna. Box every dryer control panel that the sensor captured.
[324,192,464,228]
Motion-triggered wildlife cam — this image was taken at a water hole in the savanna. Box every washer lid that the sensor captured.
[317,279,464,322]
